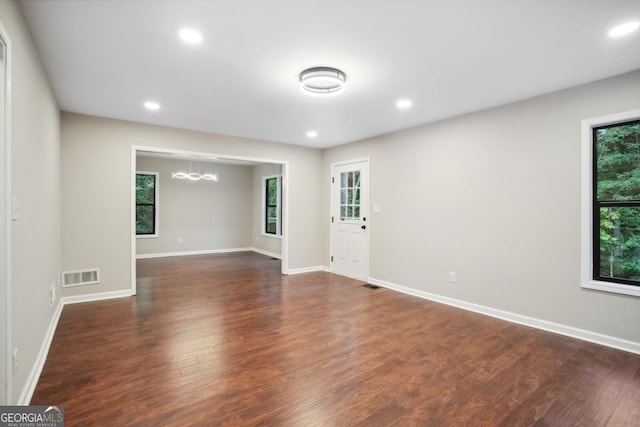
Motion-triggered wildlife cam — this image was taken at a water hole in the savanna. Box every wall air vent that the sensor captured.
[62,268,100,287]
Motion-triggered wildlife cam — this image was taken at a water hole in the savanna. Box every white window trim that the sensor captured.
[262,174,282,238]
[135,171,159,239]
[580,109,640,297]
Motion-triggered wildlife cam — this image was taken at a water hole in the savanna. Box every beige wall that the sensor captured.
[0,0,61,403]
[135,156,252,255]
[323,70,640,344]
[61,113,324,297]
[251,163,283,256]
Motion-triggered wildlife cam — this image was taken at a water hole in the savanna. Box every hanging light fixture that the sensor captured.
[172,160,218,182]
[171,171,218,181]
[299,66,346,95]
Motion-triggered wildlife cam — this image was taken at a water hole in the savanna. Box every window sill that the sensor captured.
[136,234,159,239]
[261,233,282,240]
[582,280,640,298]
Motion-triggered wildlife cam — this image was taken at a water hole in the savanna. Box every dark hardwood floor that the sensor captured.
[32,252,640,426]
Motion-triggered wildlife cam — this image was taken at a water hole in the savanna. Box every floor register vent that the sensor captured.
[62,268,100,287]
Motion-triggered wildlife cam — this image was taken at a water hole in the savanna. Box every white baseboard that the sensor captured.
[62,289,133,305]
[368,277,640,355]
[17,300,64,405]
[287,266,329,275]
[136,247,252,259]
[250,247,282,259]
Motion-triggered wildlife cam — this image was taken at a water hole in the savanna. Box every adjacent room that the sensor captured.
[134,151,284,262]
[1,0,639,424]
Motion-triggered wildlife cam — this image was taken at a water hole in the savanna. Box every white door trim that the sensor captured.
[0,22,12,404]
[131,146,290,295]
[329,157,370,280]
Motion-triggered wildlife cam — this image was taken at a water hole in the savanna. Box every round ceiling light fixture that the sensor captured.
[299,67,346,95]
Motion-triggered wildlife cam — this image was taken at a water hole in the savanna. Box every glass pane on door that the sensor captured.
[340,170,361,222]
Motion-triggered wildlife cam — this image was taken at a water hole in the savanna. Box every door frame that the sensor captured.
[130,146,290,295]
[329,157,370,281]
[0,22,12,404]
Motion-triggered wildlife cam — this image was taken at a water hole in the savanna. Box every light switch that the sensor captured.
[373,204,381,214]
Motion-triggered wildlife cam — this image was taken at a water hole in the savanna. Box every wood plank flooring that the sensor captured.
[32,252,640,426]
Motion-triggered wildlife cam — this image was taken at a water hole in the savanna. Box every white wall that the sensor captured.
[323,70,640,345]
[0,0,61,402]
[61,113,324,298]
[251,163,283,257]
[136,156,252,256]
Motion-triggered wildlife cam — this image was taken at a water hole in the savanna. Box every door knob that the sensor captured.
[361,225,367,230]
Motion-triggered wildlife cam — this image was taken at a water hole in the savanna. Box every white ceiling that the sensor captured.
[19,0,640,149]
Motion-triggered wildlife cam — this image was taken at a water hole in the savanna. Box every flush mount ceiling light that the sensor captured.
[396,99,413,109]
[608,21,639,37]
[179,28,203,44]
[306,130,318,138]
[144,101,160,111]
[299,67,346,95]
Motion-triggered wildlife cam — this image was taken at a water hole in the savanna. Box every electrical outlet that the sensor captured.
[178,238,183,244]
[13,349,18,374]
[449,272,456,283]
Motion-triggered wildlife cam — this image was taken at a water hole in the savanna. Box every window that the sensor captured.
[339,170,361,222]
[581,110,640,296]
[593,120,640,284]
[136,172,158,237]
[263,175,282,236]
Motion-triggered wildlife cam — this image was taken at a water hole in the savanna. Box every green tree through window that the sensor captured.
[136,173,157,235]
[264,175,281,235]
[594,120,640,285]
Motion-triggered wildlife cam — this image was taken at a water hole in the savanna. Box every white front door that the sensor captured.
[331,160,369,280]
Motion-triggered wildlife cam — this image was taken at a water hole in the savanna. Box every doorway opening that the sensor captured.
[130,146,289,295]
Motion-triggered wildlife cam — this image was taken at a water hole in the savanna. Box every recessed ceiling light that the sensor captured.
[608,21,639,38]
[299,67,346,95]
[144,101,160,111]
[306,130,318,138]
[179,28,203,44]
[396,99,413,109]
